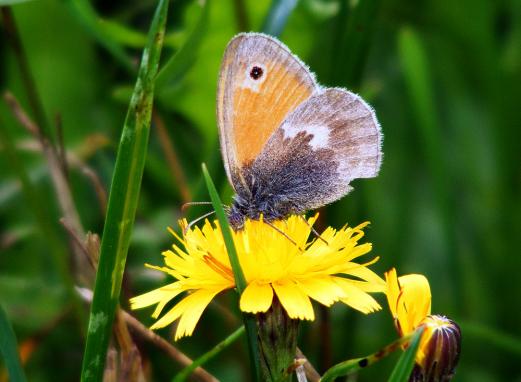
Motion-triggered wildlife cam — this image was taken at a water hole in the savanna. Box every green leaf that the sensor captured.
[201,164,260,382]
[156,0,210,92]
[79,1,169,381]
[387,327,424,382]
[261,0,298,37]
[97,19,148,48]
[172,326,245,382]
[0,304,27,382]
[65,0,135,73]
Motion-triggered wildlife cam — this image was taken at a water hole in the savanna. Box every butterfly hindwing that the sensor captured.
[217,33,318,190]
[245,88,382,213]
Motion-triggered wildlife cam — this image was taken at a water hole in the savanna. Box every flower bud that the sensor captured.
[410,315,461,382]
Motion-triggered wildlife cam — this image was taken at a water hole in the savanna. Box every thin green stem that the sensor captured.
[172,326,245,382]
[320,331,419,382]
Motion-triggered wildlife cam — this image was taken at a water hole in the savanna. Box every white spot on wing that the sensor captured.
[282,123,330,150]
[239,63,267,93]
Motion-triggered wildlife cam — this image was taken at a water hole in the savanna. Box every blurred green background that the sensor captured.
[1,0,520,381]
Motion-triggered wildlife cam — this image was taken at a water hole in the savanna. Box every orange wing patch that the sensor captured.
[232,65,314,166]
[217,33,318,186]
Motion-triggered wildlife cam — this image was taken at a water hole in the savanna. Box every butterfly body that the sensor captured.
[217,33,382,230]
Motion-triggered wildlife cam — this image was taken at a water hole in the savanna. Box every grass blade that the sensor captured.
[172,326,245,382]
[201,164,247,291]
[156,0,210,92]
[0,304,27,382]
[201,164,260,382]
[80,1,169,381]
[320,333,414,382]
[387,328,424,382]
[261,0,298,37]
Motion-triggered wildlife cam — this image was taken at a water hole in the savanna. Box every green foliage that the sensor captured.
[1,0,520,380]
[0,304,27,382]
[387,328,423,382]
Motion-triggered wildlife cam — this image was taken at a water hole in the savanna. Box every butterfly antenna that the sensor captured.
[264,220,304,252]
[300,215,329,245]
[184,210,216,234]
[181,201,213,212]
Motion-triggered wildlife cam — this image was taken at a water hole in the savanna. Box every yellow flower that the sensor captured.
[385,268,431,338]
[385,268,461,381]
[131,215,385,340]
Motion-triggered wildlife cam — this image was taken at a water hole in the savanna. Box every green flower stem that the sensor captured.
[320,329,421,382]
[172,326,245,382]
[79,1,169,381]
[257,296,299,382]
[201,164,261,382]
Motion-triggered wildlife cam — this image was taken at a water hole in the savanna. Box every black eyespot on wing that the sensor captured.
[250,66,263,80]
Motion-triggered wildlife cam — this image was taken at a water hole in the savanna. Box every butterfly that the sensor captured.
[217,33,382,230]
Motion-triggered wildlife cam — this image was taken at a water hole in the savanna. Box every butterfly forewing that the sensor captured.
[217,33,318,189]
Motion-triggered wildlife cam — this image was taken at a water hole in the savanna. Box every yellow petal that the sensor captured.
[150,287,224,340]
[174,289,223,340]
[385,268,400,318]
[398,274,431,333]
[334,277,382,313]
[240,282,274,313]
[297,277,344,307]
[340,261,386,291]
[129,282,182,312]
[273,280,314,320]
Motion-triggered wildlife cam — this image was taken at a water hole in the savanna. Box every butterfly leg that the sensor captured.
[184,210,216,234]
[264,220,305,252]
[299,215,329,245]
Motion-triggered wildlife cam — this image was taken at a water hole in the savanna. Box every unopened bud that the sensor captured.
[410,315,461,382]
